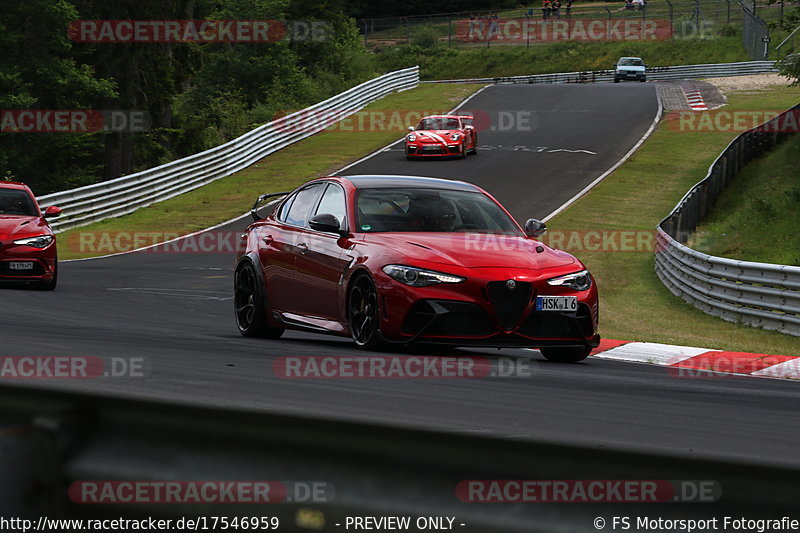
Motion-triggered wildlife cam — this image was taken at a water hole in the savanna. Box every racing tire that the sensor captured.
[234,261,284,339]
[539,346,591,363]
[348,273,386,350]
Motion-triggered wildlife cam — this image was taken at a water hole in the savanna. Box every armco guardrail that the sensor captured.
[4,384,800,529]
[424,60,777,84]
[655,104,800,337]
[36,67,419,232]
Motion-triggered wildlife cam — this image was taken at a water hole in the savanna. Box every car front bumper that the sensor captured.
[375,268,600,348]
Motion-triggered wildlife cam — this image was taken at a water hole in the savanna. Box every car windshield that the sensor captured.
[619,58,644,66]
[0,189,38,216]
[417,117,461,130]
[356,187,522,234]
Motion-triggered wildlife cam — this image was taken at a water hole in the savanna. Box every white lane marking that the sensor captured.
[591,342,711,365]
[543,87,663,222]
[547,148,597,154]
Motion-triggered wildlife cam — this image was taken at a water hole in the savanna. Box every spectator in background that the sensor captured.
[552,0,562,18]
[565,0,573,18]
[542,0,551,19]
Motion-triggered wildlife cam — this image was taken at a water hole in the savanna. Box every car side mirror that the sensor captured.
[309,213,346,236]
[44,206,62,218]
[464,124,475,130]
[524,218,547,238]
[408,126,415,131]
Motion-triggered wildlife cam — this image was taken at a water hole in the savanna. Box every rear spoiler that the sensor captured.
[251,191,291,222]
[457,114,474,120]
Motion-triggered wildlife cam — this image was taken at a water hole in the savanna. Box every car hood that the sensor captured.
[0,215,49,238]
[413,130,461,143]
[617,65,645,72]
[362,232,577,270]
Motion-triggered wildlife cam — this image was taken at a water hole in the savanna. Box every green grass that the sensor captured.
[548,85,800,355]
[375,36,750,80]
[688,132,800,266]
[58,83,481,260]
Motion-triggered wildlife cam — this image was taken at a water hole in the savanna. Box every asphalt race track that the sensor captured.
[4,83,800,468]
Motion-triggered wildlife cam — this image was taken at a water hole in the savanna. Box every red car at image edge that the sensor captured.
[234,175,599,362]
[0,181,61,290]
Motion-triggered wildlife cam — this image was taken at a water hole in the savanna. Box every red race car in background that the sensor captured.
[234,175,599,362]
[0,181,61,290]
[405,114,478,160]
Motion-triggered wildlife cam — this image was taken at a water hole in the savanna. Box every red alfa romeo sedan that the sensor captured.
[234,175,599,362]
[0,181,61,290]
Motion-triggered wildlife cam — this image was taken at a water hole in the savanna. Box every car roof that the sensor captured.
[420,115,464,120]
[0,181,30,191]
[619,56,643,60]
[340,175,480,192]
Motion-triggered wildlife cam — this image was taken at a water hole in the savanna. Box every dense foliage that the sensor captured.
[0,0,371,194]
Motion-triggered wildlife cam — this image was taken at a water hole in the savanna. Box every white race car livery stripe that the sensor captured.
[420,132,448,145]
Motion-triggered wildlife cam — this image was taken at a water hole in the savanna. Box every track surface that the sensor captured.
[5,83,800,468]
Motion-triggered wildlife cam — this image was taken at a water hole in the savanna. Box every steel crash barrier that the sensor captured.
[35,67,419,233]
[655,104,800,337]
[3,385,800,531]
[424,60,778,84]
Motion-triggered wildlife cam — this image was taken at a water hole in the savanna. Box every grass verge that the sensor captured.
[688,133,800,266]
[58,83,481,260]
[548,84,800,355]
[374,37,750,80]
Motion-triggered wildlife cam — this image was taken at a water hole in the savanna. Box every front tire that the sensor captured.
[539,346,591,363]
[348,274,385,350]
[234,261,284,338]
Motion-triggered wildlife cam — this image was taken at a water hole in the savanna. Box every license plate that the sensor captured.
[9,261,34,270]
[536,296,577,312]
[422,145,441,151]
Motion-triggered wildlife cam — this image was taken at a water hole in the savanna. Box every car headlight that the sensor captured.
[451,133,460,141]
[407,134,416,142]
[382,265,465,287]
[546,269,591,291]
[13,235,54,248]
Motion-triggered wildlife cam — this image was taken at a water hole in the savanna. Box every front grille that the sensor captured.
[486,281,532,331]
[518,303,593,338]
[402,300,494,337]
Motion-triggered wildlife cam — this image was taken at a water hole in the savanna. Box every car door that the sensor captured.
[259,182,324,313]
[291,182,353,321]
